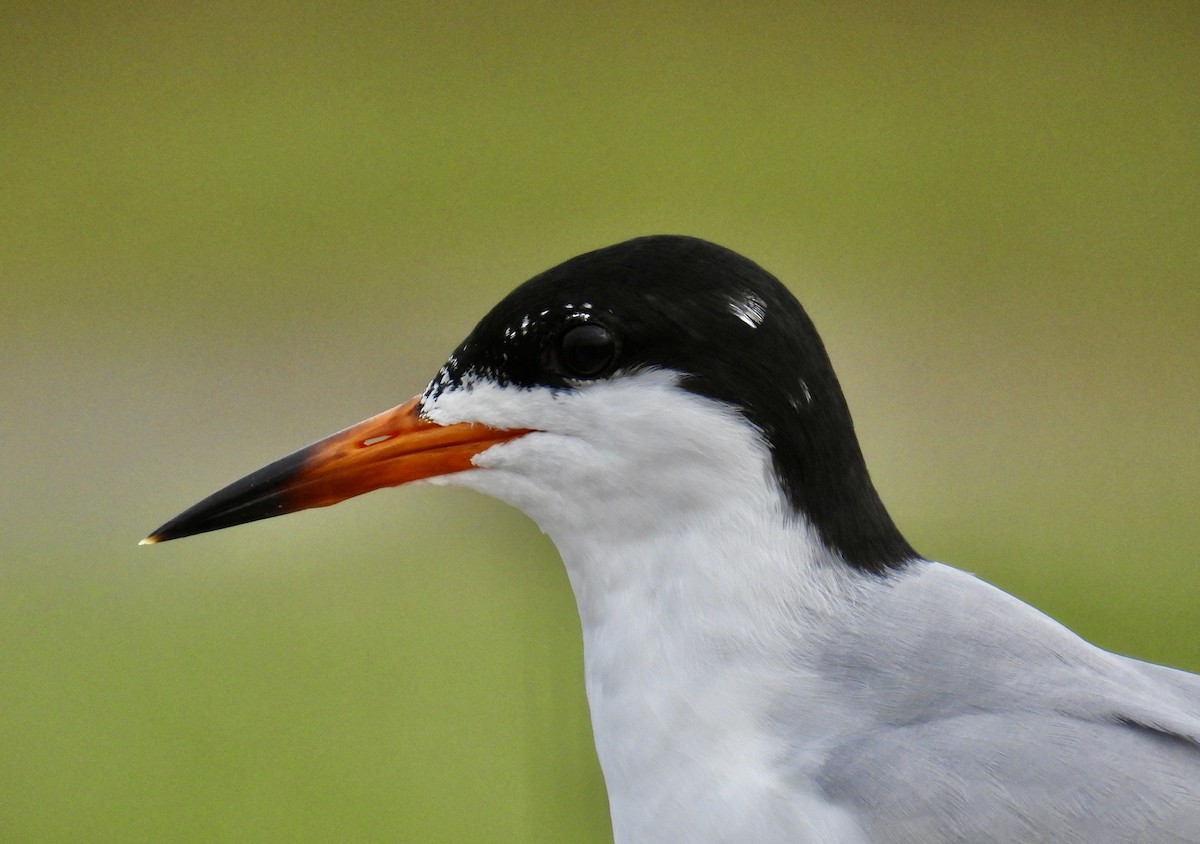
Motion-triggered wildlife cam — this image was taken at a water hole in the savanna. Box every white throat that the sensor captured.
[422,372,874,842]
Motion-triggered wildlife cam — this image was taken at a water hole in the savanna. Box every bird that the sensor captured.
[144,235,1200,843]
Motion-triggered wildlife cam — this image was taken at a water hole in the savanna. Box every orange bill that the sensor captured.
[142,397,531,544]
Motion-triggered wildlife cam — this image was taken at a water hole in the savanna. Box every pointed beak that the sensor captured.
[142,396,531,544]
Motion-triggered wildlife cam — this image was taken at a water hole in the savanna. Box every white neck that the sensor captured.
[422,372,875,842]
[554,502,872,842]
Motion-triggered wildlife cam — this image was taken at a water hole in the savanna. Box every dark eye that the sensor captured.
[556,323,618,378]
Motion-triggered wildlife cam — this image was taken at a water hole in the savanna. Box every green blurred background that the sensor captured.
[2,2,1197,841]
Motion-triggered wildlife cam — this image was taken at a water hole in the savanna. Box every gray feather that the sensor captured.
[789,563,1200,842]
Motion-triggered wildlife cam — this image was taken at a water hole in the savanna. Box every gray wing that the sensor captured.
[810,563,1200,843]
[818,711,1200,843]
[1131,655,1200,704]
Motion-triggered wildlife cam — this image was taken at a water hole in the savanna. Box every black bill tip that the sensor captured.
[140,446,311,545]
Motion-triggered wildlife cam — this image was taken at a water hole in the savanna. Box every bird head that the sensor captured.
[145,236,913,574]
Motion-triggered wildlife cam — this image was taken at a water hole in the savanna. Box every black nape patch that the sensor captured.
[426,235,918,574]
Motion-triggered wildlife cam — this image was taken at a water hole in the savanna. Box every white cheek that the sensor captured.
[420,371,787,546]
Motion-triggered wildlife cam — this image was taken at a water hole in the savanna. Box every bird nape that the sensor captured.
[145,235,1200,844]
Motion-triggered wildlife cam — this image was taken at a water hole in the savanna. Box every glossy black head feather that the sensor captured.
[424,235,917,574]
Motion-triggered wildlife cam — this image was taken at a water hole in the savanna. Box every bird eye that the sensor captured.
[556,323,617,378]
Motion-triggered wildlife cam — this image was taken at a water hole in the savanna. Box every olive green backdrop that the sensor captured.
[2,3,1197,841]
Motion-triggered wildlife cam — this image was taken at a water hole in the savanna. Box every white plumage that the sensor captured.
[424,370,1200,843]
